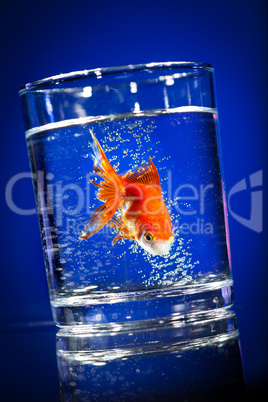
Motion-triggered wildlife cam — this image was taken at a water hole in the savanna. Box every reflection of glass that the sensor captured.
[20,62,233,329]
[57,316,245,401]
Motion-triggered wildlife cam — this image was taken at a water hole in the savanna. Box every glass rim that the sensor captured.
[19,61,213,94]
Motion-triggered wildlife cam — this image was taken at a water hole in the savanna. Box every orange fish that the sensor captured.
[79,131,174,256]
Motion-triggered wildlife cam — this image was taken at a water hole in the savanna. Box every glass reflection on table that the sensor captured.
[56,309,245,401]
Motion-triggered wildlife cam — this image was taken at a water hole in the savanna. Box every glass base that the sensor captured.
[52,279,233,333]
[57,314,238,362]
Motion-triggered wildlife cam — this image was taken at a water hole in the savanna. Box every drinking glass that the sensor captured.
[20,62,233,333]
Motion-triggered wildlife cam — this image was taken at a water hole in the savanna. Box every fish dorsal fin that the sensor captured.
[122,157,161,187]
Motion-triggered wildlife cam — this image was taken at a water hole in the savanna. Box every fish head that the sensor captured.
[135,216,174,256]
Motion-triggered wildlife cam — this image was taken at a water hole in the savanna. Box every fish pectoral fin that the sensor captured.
[107,217,134,245]
[112,234,135,246]
[107,216,124,231]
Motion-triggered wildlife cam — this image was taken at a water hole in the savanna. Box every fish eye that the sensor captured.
[144,233,153,243]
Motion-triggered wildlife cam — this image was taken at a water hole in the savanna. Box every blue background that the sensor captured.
[1,0,267,397]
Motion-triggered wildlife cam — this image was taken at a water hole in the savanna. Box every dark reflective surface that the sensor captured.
[0,323,60,402]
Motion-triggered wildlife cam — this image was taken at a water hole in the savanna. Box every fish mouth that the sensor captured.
[153,235,174,256]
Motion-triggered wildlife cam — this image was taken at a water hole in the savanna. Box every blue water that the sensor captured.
[26,108,232,327]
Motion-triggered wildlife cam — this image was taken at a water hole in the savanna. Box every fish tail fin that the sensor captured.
[79,131,123,240]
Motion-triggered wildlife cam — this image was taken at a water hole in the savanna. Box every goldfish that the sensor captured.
[79,131,174,256]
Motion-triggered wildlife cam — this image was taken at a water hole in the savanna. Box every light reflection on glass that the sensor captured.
[82,86,92,98]
[95,69,102,79]
[133,102,140,112]
[130,82,138,93]
[166,77,175,86]
[45,93,54,123]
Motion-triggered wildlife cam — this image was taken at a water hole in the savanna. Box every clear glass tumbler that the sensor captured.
[20,62,233,332]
